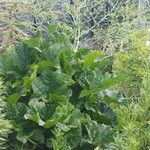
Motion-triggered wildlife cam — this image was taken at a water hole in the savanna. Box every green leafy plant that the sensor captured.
[0,25,123,149]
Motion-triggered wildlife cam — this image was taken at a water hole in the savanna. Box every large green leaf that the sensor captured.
[83,51,102,69]
[49,93,69,103]
[80,75,124,98]
[24,37,43,48]
[44,103,74,129]
[37,60,54,73]
[98,102,117,125]
[24,98,46,126]
[32,70,74,95]
[30,64,38,80]
[44,118,60,129]
[85,117,114,148]
[7,93,21,107]
[23,77,32,90]
[59,53,75,76]
[0,43,37,79]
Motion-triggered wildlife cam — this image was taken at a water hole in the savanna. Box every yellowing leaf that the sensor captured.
[44,118,59,129]
[7,93,21,106]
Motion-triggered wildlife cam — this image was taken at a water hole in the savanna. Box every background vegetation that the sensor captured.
[0,0,150,150]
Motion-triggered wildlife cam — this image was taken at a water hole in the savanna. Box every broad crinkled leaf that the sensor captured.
[24,98,45,126]
[32,70,74,95]
[43,103,74,129]
[42,44,70,66]
[98,102,117,125]
[80,75,124,98]
[0,43,37,79]
[85,117,114,148]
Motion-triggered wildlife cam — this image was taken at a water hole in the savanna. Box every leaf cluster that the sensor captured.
[0,25,124,149]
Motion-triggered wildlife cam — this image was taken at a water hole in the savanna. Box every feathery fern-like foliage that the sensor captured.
[0,79,12,149]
